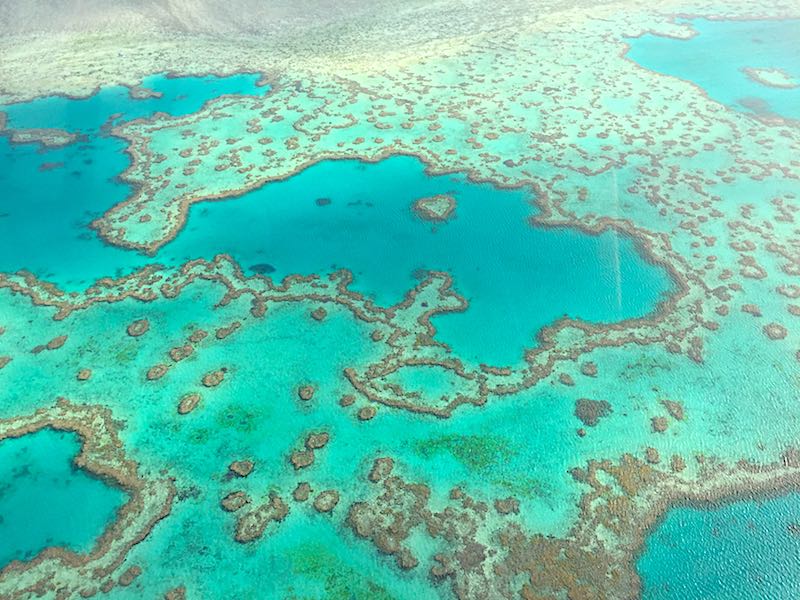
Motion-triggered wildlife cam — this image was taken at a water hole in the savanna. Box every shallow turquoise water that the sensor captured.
[0,73,268,288]
[627,18,800,121]
[0,286,599,597]
[629,18,800,598]
[2,72,267,132]
[167,155,672,365]
[638,492,800,599]
[2,57,788,597]
[0,74,673,366]
[0,428,128,568]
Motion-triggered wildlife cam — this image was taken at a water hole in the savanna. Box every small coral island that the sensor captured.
[412,194,456,222]
[742,67,799,89]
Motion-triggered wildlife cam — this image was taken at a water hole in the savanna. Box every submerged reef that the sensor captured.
[0,251,697,419]
[0,0,800,598]
[742,67,800,90]
[0,400,174,599]
[348,451,800,599]
[412,194,457,222]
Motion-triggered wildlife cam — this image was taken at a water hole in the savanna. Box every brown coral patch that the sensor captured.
[229,460,255,478]
[215,321,241,340]
[202,369,226,387]
[580,361,598,377]
[188,329,208,344]
[412,194,457,222]
[305,431,330,450]
[347,465,429,571]
[293,482,312,502]
[369,457,394,483]
[169,344,194,362]
[670,454,686,473]
[494,497,520,515]
[574,398,612,427]
[742,303,762,317]
[764,322,788,340]
[221,491,251,512]
[126,319,150,337]
[234,493,289,543]
[558,373,574,386]
[358,406,377,421]
[118,565,142,587]
[645,447,661,464]
[297,385,315,401]
[177,393,201,415]
[651,416,669,433]
[313,490,340,513]
[164,586,186,600]
[290,449,315,470]
[147,364,169,381]
[46,335,68,350]
[660,399,685,421]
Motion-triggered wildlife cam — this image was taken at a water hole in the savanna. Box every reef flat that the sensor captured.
[1,0,800,598]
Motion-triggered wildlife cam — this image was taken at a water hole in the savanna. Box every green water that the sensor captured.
[0,428,128,568]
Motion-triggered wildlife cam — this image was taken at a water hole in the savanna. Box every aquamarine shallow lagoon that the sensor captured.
[0,73,268,289]
[167,155,673,365]
[2,72,268,132]
[638,492,800,599]
[1,74,673,366]
[2,8,799,596]
[627,18,800,121]
[0,428,128,568]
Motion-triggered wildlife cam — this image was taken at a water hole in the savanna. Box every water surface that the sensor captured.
[1,74,673,365]
[158,155,675,365]
[638,492,800,599]
[627,18,800,121]
[0,73,268,288]
[0,428,128,568]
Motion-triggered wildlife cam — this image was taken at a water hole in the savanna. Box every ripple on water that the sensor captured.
[637,491,800,599]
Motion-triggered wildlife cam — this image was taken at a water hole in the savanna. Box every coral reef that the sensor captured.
[0,400,175,599]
